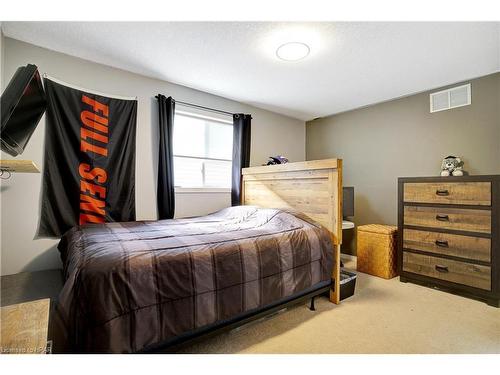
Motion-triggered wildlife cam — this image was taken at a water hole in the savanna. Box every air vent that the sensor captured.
[430,83,471,113]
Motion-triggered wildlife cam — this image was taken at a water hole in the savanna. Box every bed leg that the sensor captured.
[330,244,341,304]
[309,297,316,311]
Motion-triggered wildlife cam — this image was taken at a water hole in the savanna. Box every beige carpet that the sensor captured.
[177,257,500,354]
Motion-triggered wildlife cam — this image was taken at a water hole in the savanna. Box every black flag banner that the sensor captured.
[38,77,137,237]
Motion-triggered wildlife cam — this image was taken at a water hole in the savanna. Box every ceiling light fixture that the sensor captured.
[276,42,310,62]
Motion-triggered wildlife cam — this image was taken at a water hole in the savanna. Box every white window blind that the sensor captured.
[173,110,233,189]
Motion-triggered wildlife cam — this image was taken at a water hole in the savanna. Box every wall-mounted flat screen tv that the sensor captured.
[1,64,47,156]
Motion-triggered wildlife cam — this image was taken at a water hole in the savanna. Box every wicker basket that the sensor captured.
[357,224,398,279]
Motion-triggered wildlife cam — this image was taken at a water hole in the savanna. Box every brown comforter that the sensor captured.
[55,206,333,353]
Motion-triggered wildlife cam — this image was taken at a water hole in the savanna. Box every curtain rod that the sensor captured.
[155,95,234,117]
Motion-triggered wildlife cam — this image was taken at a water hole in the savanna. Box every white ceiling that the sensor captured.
[2,22,499,121]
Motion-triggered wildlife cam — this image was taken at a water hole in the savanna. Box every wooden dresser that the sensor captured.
[398,176,499,307]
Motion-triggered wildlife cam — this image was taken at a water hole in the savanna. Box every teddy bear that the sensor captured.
[440,155,465,176]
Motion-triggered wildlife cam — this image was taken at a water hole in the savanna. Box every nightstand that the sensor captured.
[1,299,50,353]
[0,269,63,353]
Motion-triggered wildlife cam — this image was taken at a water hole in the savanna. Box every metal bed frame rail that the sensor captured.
[142,282,332,353]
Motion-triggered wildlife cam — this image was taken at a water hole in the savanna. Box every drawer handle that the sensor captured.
[435,189,450,196]
[436,214,450,221]
[435,240,449,247]
[435,265,449,273]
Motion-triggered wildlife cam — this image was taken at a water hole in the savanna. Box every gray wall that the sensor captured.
[0,37,306,275]
[306,73,500,255]
[0,27,4,89]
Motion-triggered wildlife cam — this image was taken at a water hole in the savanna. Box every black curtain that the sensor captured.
[231,114,252,206]
[157,95,175,219]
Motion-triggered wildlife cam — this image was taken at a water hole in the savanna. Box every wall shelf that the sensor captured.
[0,160,40,174]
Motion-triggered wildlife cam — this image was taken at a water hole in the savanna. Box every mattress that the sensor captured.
[55,206,333,353]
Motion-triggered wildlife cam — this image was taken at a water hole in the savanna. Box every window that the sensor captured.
[173,110,233,189]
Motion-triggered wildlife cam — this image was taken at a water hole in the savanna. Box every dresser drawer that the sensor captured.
[402,252,491,290]
[403,229,491,262]
[403,182,491,206]
[404,206,491,234]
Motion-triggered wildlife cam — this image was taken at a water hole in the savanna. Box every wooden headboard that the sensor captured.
[241,158,343,303]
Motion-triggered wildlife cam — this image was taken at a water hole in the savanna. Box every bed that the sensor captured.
[54,159,342,353]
